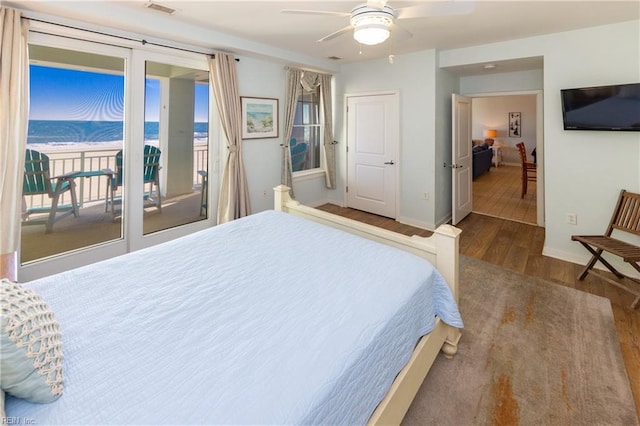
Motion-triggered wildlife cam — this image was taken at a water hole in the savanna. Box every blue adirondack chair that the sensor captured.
[142,145,162,211]
[22,149,79,233]
[105,145,162,215]
[291,142,308,172]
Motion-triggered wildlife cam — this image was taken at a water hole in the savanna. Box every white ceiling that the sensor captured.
[7,1,640,73]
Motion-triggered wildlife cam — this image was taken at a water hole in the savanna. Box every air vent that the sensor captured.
[328,56,342,61]
[145,2,176,14]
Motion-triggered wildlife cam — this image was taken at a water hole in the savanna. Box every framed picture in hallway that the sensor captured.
[509,112,521,137]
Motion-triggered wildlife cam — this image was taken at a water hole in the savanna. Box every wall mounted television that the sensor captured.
[561,83,640,131]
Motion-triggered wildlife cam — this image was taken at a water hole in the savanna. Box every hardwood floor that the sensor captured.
[317,204,640,419]
[473,164,537,225]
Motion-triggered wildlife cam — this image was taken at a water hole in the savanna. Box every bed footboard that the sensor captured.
[274,185,461,303]
[274,185,462,425]
[368,320,460,425]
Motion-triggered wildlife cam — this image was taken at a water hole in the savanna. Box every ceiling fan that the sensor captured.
[281,0,475,46]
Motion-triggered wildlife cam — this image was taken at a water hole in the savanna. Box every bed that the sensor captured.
[2,185,463,425]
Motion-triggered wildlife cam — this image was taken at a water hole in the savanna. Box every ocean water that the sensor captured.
[27,120,208,147]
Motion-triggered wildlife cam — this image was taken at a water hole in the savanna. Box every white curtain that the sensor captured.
[318,73,336,189]
[208,53,250,224]
[282,69,336,193]
[281,69,302,195]
[0,8,29,262]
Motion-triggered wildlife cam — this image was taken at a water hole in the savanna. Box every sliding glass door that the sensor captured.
[142,61,210,235]
[20,32,215,281]
[22,41,128,268]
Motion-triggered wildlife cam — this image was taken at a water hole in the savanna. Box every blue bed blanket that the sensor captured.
[6,210,462,425]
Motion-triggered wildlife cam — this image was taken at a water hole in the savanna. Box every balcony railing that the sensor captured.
[24,145,208,210]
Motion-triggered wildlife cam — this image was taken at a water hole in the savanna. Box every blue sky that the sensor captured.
[30,65,209,122]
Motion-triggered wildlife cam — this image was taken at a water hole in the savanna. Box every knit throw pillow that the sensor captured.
[1,278,64,403]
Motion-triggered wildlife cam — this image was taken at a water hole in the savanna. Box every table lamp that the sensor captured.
[484,129,497,146]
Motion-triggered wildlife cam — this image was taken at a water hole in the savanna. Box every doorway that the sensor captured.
[469,91,544,226]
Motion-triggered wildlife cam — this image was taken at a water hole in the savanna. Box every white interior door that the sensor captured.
[451,94,473,225]
[347,93,399,219]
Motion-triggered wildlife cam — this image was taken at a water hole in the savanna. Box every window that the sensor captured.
[143,62,210,235]
[21,35,213,277]
[291,86,322,172]
[22,45,126,263]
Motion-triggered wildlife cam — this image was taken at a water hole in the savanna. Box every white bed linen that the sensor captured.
[6,210,462,425]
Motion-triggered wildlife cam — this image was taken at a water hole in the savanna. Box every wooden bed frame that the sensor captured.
[274,185,462,425]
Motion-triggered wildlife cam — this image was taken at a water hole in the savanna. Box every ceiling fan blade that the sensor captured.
[281,9,349,17]
[391,23,412,42]
[396,0,475,20]
[366,0,388,10]
[317,25,353,43]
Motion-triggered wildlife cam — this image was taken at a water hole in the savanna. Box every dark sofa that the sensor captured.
[472,143,492,180]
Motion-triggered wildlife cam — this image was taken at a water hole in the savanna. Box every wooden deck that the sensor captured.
[20,190,205,263]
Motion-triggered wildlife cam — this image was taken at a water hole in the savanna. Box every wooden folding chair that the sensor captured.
[571,189,640,309]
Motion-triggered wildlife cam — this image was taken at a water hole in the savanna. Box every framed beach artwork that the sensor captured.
[241,97,279,139]
[509,112,521,137]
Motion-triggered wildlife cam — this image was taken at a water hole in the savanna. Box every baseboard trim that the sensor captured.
[543,246,640,279]
[542,247,586,265]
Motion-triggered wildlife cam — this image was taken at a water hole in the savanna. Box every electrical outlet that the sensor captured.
[422,192,429,200]
[566,213,577,225]
[262,189,268,197]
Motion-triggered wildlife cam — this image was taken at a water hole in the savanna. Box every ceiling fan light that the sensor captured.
[350,6,394,46]
[353,24,390,45]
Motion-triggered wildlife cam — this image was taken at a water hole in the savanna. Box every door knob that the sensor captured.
[384,160,395,165]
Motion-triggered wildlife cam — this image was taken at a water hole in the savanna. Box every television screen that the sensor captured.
[561,83,640,131]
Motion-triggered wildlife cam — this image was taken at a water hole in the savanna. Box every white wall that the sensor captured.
[461,69,543,94]
[234,56,284,213]
[434,67,458,225]
[540,21,640,271]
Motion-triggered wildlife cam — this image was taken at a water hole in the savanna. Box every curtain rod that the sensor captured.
[25,17,239,61]
[283,65,333,75]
